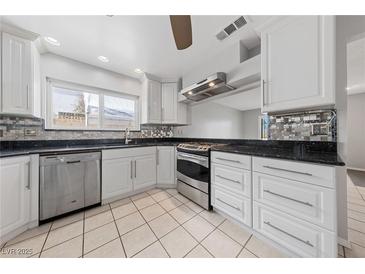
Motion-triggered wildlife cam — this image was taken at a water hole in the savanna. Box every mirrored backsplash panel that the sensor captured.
[262,109,337,141]
[0,115,173,140]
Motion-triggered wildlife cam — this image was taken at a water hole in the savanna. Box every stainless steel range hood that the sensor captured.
[180,72,235,102]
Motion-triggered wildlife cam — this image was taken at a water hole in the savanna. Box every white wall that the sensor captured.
[347,93,365,171]
[174,102,259,139]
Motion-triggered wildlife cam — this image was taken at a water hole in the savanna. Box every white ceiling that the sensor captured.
[1,15,275,79]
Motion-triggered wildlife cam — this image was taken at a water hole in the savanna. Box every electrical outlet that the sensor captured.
[24,129,37,136]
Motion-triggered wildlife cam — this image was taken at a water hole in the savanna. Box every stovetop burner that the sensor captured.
[177,143,212,152]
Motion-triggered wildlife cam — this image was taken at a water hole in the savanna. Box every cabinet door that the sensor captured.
[161,83,178,123]
[0,156,31,237]
[261,16,335,112]
[102,158,133,200]
[147,80,162,123]
[134,154,157,190]
[1,32,33,115]
[157,146,176,186]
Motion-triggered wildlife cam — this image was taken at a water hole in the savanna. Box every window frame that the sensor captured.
[45,78,140,131]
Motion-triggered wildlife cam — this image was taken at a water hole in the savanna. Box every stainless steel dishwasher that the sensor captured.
[40,152,101,221]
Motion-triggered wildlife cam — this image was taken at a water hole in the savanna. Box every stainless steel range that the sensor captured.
[176,143,212,210]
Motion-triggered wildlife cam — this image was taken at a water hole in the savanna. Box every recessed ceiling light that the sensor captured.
[44,36,60,46]
[134,68,143,74]
[97,56,109,63]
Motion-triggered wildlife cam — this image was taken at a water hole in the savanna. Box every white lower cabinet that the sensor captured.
[253,202,336,258]
[102,147,157,201]
[0,155,38,244]
[156,146,176,186]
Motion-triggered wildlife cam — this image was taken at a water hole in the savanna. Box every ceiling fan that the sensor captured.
[169,15,192,50]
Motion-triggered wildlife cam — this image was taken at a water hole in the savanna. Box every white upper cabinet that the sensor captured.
[1,32,33,116]
[161,83,178,124]
[261,16,335,113]
[141,78,162,124]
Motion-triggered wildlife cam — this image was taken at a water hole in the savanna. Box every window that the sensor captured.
[46,79,139,130]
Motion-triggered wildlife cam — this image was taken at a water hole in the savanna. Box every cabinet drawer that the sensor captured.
[253,157,335,188]
[253,202,336,257]
[212,186,252,227]
[102,147,156,160]
[253,172,335,230]
[211,152,251,170]
[212,163,251,198]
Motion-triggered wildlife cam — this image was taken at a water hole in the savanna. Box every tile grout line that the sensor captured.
[38,221,53,257]
[108,203,127,258]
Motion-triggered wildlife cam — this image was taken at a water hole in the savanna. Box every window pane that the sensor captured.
[51,87,99,129]
[103,95,136,129]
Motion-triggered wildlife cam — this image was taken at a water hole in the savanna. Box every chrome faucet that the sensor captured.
[125,127,132,145]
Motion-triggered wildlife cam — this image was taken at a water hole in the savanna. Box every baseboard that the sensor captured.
[337,237,351,248]
[347,167,365,172]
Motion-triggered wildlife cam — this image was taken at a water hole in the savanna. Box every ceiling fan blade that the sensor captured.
[169,15,192,50]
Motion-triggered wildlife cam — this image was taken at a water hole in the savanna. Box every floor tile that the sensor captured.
[84,204,110,218]
[146,188,163,195]
[130,192,149,201]
[115,212,146,235]
[140,203,166,222]
[183,215,215,241]
[345,243,365,258]
[148,213,180,238]
[348,229,365,247]
[133,241,169,258]
[348,203,365,213]
[151,191,171,202]
[348,218,365,234]
[218,219,251,245]
[245,236,285,258]
[84,238,125,258]
[238,248,257,258]
[160,226,198,258]
[169,205,196,224]
[0,233,47,258]
[111,202,138,220]
[201,229,242,258]
[199,210,225,227]
[159,197,182,211]
[121,224,157,257]
[83,222,119,254]
[133,196,156,210]
[165,188,179,196]
[348,210,365,222]
[110,198,132,209]
[44,220,83,249]
[51,212,84,230]
[174,193,190,204]
[185,201,204,213]
[5,223,51,246]
[41,236,82,258]
[185,244,213,258]
[84,210,114,232]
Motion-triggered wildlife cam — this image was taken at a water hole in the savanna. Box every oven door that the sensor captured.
[176,152,209,193]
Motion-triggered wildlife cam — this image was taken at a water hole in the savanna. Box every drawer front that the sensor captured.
[102,147,156,160]
[212,163,251,198]
[211,152,251,170]
[212,186,252,227]
[253,172,335,230]
[253,202,336,258]
[253,157,335,188]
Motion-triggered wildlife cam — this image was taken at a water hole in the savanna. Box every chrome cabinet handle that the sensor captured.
[130,160,133,179]
[264,221,314,247]
[134,160,137,178]
[26,84,30,109]
[262,79,265,106]
[216,174,241,184]
[262,165,312,177]
[26,162,31,190]
[156,150,159,165]
[216,198,240,211]
[216,157,241,164]
[263,189,313,207]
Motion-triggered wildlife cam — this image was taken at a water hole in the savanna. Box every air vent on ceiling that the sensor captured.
[216,16,248,41]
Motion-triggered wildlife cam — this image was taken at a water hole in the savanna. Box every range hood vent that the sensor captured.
[180,72,235,102]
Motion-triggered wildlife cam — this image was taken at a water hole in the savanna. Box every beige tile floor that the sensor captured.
[341,170,365,258]
[0,188,287,258]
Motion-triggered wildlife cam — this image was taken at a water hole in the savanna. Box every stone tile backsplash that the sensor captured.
[264,109,337,141]
[0,115,173,140]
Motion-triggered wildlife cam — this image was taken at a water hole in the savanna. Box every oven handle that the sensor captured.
[177,152,209,168]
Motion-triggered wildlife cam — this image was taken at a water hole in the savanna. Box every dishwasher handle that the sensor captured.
[66,160,81,164]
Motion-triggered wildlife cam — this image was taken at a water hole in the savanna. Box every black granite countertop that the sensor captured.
[0,138,345,166]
